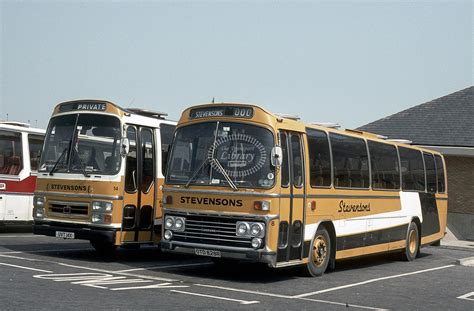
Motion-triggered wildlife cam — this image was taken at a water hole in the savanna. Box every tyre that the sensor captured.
[304,227,331,277]
[403,222,420,261]
[90,241,118,255]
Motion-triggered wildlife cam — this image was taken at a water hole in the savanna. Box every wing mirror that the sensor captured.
[271,146,283,167]
[121,138,130,156]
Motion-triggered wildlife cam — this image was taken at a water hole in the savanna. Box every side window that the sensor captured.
[28,134,44,171]
[280,132,290,187]
[399,147,425,191]
[368,141,400,190]
[434,155,446,193]
[141,128,154,193]
[160,124,176,175]
[307,128,331,187]
[0,130,23,175]
[125,127,137,193]
[330,133,369,189]
[423,153,437,193]
[291,134,303,187]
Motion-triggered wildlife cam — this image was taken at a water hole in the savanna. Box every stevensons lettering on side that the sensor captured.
[338,200,371,213]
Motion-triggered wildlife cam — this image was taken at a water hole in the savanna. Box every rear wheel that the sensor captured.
[403,222,420,261]
[304,227,331,277]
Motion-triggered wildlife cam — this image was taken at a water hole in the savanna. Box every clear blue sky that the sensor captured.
[1,0,472,129]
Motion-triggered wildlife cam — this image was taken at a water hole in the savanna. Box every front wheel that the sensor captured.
[304,227,331,277]
[403,222,420,261]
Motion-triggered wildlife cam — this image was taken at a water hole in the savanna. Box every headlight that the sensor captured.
[165,216,174,229]
[91,213,112,224]
[33,196,45,208]
[92,201,113,213]
[250,223,264,237]
[175,218,184,230]
[164,230,173,240]
[251,238,263,249]
[35,207,44,219]
[164,216,185,232]
[236,222,250,236]
[236,221,265,238]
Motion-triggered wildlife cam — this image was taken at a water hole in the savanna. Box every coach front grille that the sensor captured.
[167,212,261,248]
[48,201,89,218]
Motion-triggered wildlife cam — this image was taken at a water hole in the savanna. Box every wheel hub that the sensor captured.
[312,236,327,267]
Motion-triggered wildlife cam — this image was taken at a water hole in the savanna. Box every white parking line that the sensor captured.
[195,284,385,310]
[111,283,189,291]
[195,283,292,298]
[0,254,40,261]
[0,235,37,238]
[457,292,474,301]
[0,262,53,273]
[0,251,178,283]
[294,265,456,298]
[171,290,260,305]
[57,262,177,282]
[115,262,212,273]
[0,248,92,255]
[299,297,388,310]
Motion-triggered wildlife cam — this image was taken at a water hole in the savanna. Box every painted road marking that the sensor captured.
[0,235,38,238]
[457,292,474,301]
[111,283,189,291]
[299,297,388,311]
[195,283,292,298]
[0,262,53,273]
[34,273,113,281]
[195,284,385,310]
[171,290,260,305]
[0,248,93,255]
[56,262,176,282]
[0,254,41,261]
[114,262,212,273]
[294,264,456,298]
[34,272,187,291]
[0,252,178,282]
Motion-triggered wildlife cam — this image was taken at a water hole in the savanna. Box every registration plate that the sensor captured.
[194,248,221,258]
[55,231,75,239]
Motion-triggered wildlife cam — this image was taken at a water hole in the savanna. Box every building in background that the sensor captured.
[358,86,473,240]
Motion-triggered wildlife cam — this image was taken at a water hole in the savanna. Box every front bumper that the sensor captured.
[161,240,277,267]
[33,221,117,244]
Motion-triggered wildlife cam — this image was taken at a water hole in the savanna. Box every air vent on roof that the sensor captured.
[274,113,300,121]
[310,122,341,129]
[127,108,168,119]
[0,121,30,128]
[386,139,412,144]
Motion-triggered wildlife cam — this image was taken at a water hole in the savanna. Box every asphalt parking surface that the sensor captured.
[0,231,473,310]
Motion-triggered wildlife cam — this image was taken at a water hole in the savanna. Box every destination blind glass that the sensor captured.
[59,102,107,112]
[189,106,254,119]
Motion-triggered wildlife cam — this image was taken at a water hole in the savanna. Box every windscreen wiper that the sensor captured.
[49,146,69,176]
[185,158,210,188]
[71,144,90,177]
[211,158,238,191]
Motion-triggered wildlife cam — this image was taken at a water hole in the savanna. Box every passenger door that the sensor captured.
[121,126,156,244]
[277,131,306,262]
